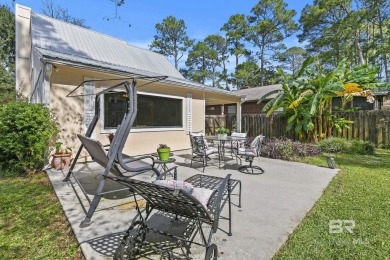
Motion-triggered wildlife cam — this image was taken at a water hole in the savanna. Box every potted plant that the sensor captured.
[215,127,230,139]
[52,141,72,170]
[157,144,170,161]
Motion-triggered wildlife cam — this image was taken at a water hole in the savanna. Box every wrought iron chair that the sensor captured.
[108,174,232,259]
[223,131,247,157]
[235,135,265,174]
[189,133,220,172]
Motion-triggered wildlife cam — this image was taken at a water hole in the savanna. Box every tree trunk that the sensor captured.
[260,41,265,86]
[354,31,365,65]
[377,5,389,81]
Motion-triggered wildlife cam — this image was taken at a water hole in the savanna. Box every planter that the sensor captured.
[217,134,227,139]
[157,148,170,161]
[327,157,336,169]
[51,153,72,170]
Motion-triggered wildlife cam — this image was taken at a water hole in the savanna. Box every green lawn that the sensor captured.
[0,172,82,259]
[274,149,390,259]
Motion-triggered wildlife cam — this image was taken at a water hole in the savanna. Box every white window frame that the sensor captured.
[100,88,185,133]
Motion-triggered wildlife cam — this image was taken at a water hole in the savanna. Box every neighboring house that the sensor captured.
[332,89,388,111]
[206,84,388,116]
[206,84,282,115]
[15,5,244,155]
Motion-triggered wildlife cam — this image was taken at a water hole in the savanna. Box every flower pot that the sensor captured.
[157,148,170,161]
[217,134,227,139]
[52,154,63,170]
[327,157,336,169]
[51,153,72,170]
[62,154,72,170]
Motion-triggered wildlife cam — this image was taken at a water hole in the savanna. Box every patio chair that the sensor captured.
[224,131,247,157]
[76,134,177,227]
[235,135,265,175]
[189,132,220,172]
[108,174,231,259]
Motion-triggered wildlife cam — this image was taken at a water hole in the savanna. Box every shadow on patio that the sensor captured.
[46,149,337,259]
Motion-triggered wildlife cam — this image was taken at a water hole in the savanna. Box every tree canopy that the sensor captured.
[149,16,194,69]
[0,4,15,103]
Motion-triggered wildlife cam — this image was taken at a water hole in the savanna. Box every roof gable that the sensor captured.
[235,84,282,102]
[30,13,184,79]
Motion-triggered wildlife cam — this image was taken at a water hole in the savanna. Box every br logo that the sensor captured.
[329,220,355,234]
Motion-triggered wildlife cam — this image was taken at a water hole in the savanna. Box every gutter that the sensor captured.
[40,55,244,99]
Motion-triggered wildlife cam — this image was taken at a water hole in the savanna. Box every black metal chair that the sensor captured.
[235,135,265,175]
[189,133,220,172]
[108,174,232,260]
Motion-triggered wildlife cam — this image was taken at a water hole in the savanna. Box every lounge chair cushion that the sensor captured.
[152,180,214,207]
[192,187,215,207]
[153,180,194,193]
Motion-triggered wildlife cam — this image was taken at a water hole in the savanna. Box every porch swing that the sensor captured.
[63,76,175,228]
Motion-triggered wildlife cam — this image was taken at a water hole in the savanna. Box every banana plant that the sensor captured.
[258,57,382,142]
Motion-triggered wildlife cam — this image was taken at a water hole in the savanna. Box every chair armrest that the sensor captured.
[122,155,155,165]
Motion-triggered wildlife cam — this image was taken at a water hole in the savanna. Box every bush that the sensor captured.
[0,101,59,175]
[261,137,321,160]
[349,139,375,155]
[319,137,349,153]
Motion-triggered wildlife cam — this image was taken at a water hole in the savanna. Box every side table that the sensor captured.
[151,152,176,178]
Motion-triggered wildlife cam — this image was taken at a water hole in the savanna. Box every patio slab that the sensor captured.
[46,150,338,259]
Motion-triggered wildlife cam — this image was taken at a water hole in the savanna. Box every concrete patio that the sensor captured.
[47,150,338,259]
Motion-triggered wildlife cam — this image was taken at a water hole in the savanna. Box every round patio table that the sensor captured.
[204,136,247,169]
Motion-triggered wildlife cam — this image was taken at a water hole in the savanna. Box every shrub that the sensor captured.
[319,137,349,153]
[0,101,59,175]
[261,137,320,160]
[349,139,375,155]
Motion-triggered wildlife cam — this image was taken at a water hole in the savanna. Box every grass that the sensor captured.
[274,149,390,259]
[0,172,82,259]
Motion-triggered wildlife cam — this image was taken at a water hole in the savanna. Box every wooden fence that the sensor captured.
[206,110,390,147]
[205,115,226,135]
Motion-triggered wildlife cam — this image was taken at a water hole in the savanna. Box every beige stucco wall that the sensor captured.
[48,66,240,157]
[15,3,241,158]
[15,5,32,96]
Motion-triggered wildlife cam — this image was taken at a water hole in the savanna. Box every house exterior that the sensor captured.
[206,84,388,116]
[206,84,282,115]
[15,5,244,156]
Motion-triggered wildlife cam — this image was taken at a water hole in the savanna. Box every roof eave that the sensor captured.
[41,55,242,98]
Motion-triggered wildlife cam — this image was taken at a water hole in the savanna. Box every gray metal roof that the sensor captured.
[31,12,242,98]
[31,12,184,79]
[234,84,282,102]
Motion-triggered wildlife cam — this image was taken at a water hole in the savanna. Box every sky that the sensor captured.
[3,0,313,70]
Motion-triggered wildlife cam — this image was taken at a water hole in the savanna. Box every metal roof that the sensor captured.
[31,12,185,79]
[30,12,242,98]
[234,84,282,102]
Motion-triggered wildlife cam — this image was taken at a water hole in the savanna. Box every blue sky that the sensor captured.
[4,0,312,70]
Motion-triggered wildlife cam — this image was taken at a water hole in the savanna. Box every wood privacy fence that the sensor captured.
[206,111,390,147]
[205,115,226,135]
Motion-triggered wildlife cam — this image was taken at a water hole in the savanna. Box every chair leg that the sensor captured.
[237,156,264,175]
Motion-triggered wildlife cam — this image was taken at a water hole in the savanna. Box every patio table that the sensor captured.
[204,136,247,169]
[151,152,176,178]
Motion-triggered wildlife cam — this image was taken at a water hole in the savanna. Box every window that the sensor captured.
[104,92,128,129]
[103,92,183,129]
[227,105,236,114]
